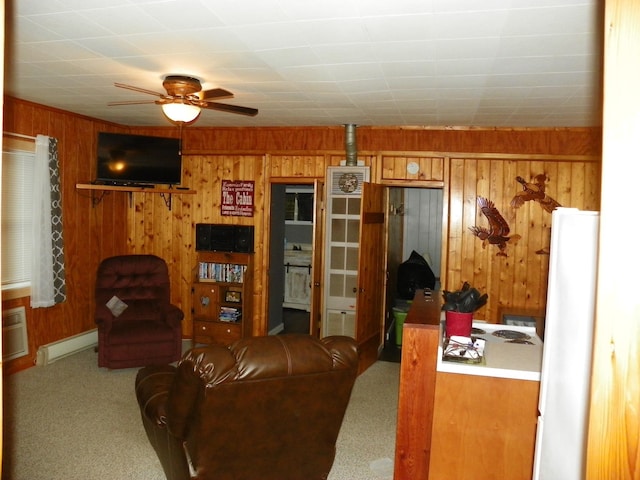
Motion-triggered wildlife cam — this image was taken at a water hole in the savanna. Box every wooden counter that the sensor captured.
[428,372,539,480]
[394,290,541,480]
[394,289,441,480]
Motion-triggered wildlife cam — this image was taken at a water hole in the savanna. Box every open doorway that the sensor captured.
[268,183,315,335]
[382,186,443,360]
[401,187,443,286]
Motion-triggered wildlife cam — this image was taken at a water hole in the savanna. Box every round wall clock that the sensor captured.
[406,161,420,175]
[338,172,359,193]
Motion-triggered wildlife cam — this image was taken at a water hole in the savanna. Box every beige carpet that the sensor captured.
[2,346,399,480]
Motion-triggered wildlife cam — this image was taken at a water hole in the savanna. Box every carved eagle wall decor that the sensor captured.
[469,197,521,257]
[510,174,561,213]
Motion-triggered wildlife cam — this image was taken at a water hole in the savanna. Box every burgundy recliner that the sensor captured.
[95,254,184,369]
[135,334,359,480]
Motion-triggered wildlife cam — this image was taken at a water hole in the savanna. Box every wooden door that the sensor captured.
[356,182,386,371]
[310,179,324,336]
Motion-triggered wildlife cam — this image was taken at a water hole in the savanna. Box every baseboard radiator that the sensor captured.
[36,329,98,366]
[2,306,29,361]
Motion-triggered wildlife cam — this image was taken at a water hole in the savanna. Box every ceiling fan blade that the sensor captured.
[108,99,157,106]
[114,82,165,97]
[202,101,258,116]
[199,87,234,100]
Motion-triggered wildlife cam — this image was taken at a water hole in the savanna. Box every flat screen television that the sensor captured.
[95,132,182,186]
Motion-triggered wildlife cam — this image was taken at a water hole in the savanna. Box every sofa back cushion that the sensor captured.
[166,334,359,480]
[96,254,171,308]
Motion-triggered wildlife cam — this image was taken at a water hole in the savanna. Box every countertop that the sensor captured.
[404,290,542,381]
[437,320,543,381]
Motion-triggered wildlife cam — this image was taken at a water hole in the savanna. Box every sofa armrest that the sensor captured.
[165,347,237,438]
[135,365,177,428]
[321,335,359,370]
[136,365,193,480]
[95,304,114,330]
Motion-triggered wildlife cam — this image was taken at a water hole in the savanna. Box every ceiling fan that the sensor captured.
[109,75,258,123]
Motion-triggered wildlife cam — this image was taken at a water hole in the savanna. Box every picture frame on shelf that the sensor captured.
[225,290,242,303]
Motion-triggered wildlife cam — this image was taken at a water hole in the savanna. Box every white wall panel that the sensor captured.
[402,188,443,278]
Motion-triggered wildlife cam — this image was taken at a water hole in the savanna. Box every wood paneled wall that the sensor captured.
[126,154,266,336]
[379,154,445,185]
[2,98,130,373]
[183,125,600,156]
[445,155,600,322]
[266,153,328,179]
[2,95,602,373]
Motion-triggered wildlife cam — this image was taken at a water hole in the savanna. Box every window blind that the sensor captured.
[2,149,35,287]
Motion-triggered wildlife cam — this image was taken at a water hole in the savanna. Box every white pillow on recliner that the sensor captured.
[106,295,128,317]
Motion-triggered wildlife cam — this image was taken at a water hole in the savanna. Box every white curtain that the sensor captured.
[31,135,66,308]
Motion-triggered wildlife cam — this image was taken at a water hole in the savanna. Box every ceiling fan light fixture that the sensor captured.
[111,76,256,120]
[161,101,201,123]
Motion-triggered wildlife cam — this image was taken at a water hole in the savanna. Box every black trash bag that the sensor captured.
[441,281,488,313]
[397,250,436,300]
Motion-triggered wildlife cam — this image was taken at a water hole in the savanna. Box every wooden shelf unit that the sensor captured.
[192,251,253,346]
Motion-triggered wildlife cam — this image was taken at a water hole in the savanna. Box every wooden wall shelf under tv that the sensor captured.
[76,183,196,210]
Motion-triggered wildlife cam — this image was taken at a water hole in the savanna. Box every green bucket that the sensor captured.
[392,308,409,346]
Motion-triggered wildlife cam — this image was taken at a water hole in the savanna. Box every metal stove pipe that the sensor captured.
[344,124,357,166]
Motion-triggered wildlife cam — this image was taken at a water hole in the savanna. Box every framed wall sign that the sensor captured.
[221,180,254,217]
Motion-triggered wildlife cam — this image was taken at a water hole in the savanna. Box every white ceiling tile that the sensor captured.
[436,58,495,76]
[299,19,372,45]
[550,54,600,72]
[200,0,289,25]
[432,37,502,61]
[338,78,392,94]
[75,36,147,58]
[276,65,336,82]
[58,0,132,9]
[354,0,436,16]
[277,0,361,20]
[311,44,382,64]
[369,40,437,62]
[142,0,226,30]
[434,88,485,100]
[78,5,166,36]
[502,5,598,36]
[362,15,436,43]
[123,33,204,56]
[223,67,286,83]
[326,63,386,81]
[167,28,252,53]
[13,18,65,43]
[296,82,343,94]
[10,43,64,63]
[13,0,67,16]
[47,40,103,61]
[489,56,557,75]
[257,47,322,68]
[381,61,437,77]
[230,23,313,51]
[27,11,113,39]
[496,33,595,58]
[429,10,509,39]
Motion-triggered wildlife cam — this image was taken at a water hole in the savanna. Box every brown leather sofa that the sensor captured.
[95,254,184,369]
[135,334,359,480]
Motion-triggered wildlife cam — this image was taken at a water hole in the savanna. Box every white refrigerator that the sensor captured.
[533,208,600,480]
